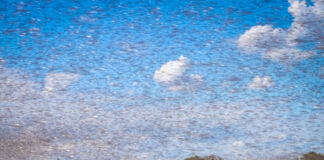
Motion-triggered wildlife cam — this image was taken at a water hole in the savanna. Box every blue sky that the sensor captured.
[1,0,322,104]
[0,0,323,159]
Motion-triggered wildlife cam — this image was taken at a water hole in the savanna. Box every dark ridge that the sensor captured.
[301,152,324,160]
[184,152,324,160]
[185,155,223,160]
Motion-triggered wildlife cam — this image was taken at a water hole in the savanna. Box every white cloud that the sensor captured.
[238,0,323,62]
[153,56,190,83]
[238,25,286,53]
[287,0,324,46]
[248,76,274,89]
[153,56,203,91]
[44,73,80,92]
[264,48,314,62]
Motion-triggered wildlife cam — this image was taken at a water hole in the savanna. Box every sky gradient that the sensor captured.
[0,0,323,159]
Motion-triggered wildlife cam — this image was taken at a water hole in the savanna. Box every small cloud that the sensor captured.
[44,73,80,92]
[153,56,202,92]
[153,56,190,84]
[248,76,274,89]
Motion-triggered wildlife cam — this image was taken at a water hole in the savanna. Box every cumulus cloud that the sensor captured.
[248,76,274,89]
[238,25,286,53]
[153,56,202,91]
[238,0,323,62]
[153,56,190,83]
[287,0,324,45]
[44,73,80,92]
